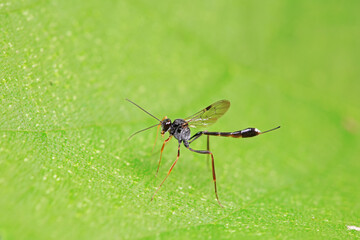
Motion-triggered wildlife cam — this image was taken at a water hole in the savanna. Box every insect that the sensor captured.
[126,98,280,207]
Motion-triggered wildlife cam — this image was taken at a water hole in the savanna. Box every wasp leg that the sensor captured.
[152,124,161,152]
[184,141,223,208]
[156,135,172,177]
[151,142,181,201]
[206,135,210,169]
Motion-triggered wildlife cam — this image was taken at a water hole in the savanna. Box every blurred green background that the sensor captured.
[1,0,359,239]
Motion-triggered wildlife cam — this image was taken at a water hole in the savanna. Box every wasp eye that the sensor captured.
[161,119,172,133]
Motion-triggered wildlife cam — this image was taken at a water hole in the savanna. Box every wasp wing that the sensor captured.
[185,100,230,128]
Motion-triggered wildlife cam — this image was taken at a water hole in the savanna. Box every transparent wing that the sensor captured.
[185,100,230,128]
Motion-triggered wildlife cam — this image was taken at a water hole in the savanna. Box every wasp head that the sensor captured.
[161,118,171,136]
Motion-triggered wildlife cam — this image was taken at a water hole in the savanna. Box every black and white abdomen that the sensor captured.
[170,119,191,142]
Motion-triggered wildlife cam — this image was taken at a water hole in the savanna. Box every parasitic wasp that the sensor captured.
[126,99,280,207]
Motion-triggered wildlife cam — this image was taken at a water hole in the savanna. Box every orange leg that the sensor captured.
[152,124,161,152]
[152,116,168,152]
[151,143,181,201]
[156,135,172,177]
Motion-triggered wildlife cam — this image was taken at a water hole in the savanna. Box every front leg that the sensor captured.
[151,141,181,201]
[156,135,172,177]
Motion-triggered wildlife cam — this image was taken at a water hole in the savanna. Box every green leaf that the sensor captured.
[1,0,359,239]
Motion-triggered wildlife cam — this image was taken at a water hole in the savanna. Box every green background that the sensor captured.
[1,0,359,239]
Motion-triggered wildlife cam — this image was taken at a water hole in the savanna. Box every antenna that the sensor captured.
[128,123,160,140]
[126,99,161,122]
[126,99,163,140]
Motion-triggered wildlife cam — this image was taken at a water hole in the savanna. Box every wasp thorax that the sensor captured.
[161,118,172,135]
